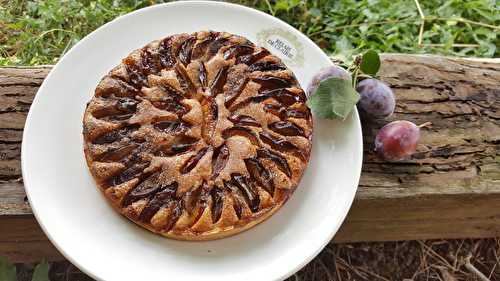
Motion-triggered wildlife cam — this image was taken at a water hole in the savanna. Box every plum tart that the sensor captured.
[83,31,313,240]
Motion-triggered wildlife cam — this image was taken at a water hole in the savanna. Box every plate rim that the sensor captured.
[21,1,363,280]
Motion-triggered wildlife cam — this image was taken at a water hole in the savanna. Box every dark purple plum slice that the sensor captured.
[222,127,259,145]
[138,182,178,222]
[191,32,218,60]
[252,76,290,91]
[268,121,305,137]
[253,88,303,106]
[175,64,196,96]
[228,114,260,127]
[153,120,190,134]
[224,77,248,108]
[95,144,138,162]
[121,172,161,206]
[92,124,139,145]
[181,147,209,174]
[158,37,176,68]
[224,181,244,219]
[231,174,260,213]
[236,49,269,65]
[105,161,150,188]
[209,66,228,96]
[210,187,224,223]
[223,44,254,60]
[211,143,229,179]
[178,36,196,66]
[207,36,230,58]
[248,61,286,72]
[259,132,305,161]
[257,148,292,177]
[245,158,274,194]
[154,136,198,157]
[198,62,208,89]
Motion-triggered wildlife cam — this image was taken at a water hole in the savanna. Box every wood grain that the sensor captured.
[0,55,499,262]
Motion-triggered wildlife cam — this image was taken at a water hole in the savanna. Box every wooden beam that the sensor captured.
[0,216,63,262]
[338,193,500,242]
[0,55,499,262]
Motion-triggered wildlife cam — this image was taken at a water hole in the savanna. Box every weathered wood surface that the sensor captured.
[0,55,499,262]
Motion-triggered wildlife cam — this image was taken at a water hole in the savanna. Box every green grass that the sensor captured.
[0,0,498,65]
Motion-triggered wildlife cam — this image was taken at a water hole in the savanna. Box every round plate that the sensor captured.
[22,2,362,280]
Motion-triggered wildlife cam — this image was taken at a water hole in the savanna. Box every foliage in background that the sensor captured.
[0,256,50,281]
[0,256,17,281]
[0,0,499,65]
[247,0,500,60]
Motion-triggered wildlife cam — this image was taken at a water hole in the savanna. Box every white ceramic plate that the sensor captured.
[22,2,362,280]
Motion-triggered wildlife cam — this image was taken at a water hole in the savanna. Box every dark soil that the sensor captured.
[15,238,500,281]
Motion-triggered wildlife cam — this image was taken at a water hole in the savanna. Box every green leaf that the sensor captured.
[274,0,290,11]
[0,256,16,281]
[288,0,301,8]
[275,0,301,11]
[31,261,50,281]
[307,77,360,120]
[360,50,381,75]
[308,7,321,18]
